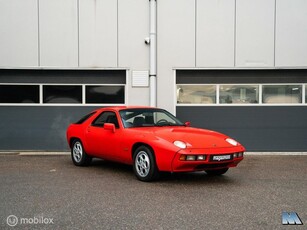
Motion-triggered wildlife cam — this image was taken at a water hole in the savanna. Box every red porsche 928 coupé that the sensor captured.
[67,106,245,181]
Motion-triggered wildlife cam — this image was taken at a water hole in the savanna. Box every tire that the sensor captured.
[71,140,92,166]
[205,168,229,176]
[133,146,159,182]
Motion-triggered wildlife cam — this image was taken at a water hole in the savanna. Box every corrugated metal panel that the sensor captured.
[177,106,307,151]
[79,0,117,67]
[196,0,235,67]
[118,0,149,69]
[275,0,307,67]
[0,0,38,67]
[39,0,78,67]
[236,0,275,67]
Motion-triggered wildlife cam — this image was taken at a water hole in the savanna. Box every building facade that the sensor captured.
[0,0,307,151]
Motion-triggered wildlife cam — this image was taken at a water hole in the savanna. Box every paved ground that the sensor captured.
[0,154,306,229]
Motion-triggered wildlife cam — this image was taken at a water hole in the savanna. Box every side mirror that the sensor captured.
[184,121,191,127]
[104,123,116,133]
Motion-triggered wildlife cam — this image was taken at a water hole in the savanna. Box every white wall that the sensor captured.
[39,0,78,67]
[79,0,117,68]
[118,0,150,106]
[196,0,235,67]
[275,0,307,67]
[1,0,307,69]
[158,0,195,113]
[0,0,38,67]
[1,0,307,110]
[236,0,275,67]
[118,0,148,69]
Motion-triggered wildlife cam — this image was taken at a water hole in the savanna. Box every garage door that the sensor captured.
[0,69,126,151]
[176,69,307,151]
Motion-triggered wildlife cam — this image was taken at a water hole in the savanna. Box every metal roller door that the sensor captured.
[0,69,126,151]
[176,69,307,151]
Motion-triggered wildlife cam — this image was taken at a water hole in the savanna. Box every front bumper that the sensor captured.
[171,147,245,172]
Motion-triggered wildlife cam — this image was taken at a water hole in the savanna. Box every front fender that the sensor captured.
[124,130,179,172]
[144,137,179,172]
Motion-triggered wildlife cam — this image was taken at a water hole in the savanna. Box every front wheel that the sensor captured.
[133,146,159,182]
[205,168,229,176]
[71,140,92,166]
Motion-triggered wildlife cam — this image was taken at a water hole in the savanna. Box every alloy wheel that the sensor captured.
[135,151,151,177]
[73,142,83,163]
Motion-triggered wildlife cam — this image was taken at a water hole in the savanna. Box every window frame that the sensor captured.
[176,84,217,104]
[0,83,126,106]
[75,111,97,124]
[91,111,120,128]
[85,85,125,104]
[176,83,307,106]
[43,84,83,104]
[0,84,40,104]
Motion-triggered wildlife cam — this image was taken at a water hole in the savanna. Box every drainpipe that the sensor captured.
[149,0,157,107]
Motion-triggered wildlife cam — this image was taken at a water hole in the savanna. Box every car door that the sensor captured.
[85,111,122,161]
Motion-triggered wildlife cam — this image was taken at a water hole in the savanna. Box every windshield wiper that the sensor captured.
[155,122,184,127]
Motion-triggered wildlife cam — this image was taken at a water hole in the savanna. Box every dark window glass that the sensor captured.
[75,111,96,124]
[86,86,125,104]
[43,85,82,104]
[120,108,184,128]
[0,85,39,103]
[92,111,119,128]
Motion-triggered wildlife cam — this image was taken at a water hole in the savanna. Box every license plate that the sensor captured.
[212,155,231,161]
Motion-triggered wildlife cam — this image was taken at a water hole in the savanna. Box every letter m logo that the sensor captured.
[282,212,303,225]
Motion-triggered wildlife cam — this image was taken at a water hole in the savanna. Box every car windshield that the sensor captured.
[119,108,184,128]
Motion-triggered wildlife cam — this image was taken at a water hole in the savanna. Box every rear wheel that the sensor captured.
[133,146,159,182]
[205,168,229,176]
[71,140,92,166]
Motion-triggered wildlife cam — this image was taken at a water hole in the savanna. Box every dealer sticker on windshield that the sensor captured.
[212,155,231,161]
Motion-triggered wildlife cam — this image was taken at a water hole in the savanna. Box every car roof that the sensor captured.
[93,106,158,113]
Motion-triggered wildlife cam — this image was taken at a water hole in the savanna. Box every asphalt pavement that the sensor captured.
[0,154,306,229]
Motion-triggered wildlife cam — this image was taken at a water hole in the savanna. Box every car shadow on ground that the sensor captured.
[89,158,132,173]
[70,158,237,185]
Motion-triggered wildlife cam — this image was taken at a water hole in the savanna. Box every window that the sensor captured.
[92,112,119,128]
[120,108,184,128]
[75,111,96,124]
[0,85,39,103]
[177,85,216,104]
[86,86,125,104]
[176,84,306,106]
[0,84,125,105]
[220,85,259,104]
[43,85,82,104]
[262,85,302,104]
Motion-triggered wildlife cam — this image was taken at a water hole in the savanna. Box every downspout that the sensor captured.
[149,0,157,107]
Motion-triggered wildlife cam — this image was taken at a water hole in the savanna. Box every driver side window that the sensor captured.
[92,111,119,128]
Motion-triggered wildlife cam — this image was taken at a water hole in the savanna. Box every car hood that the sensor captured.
[134,126,240,149]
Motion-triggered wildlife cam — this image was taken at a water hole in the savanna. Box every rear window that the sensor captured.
[75,111,96,124]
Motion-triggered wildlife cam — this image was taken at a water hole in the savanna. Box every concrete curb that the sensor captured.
[18,152,70,156]
[245,152,307,156]
[0,152,20,155]
[1,151,307,156]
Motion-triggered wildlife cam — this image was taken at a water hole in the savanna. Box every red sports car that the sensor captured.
[66,106,245,181]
